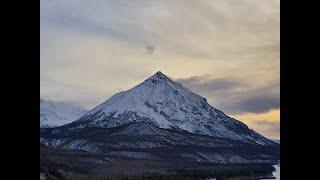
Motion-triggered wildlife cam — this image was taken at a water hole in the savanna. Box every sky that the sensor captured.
[40,0,280,139]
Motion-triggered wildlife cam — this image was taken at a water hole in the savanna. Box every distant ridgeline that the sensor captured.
[40,99,87,128]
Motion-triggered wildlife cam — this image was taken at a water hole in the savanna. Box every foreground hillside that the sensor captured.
[40,147,276,180]
[41,121,279,164]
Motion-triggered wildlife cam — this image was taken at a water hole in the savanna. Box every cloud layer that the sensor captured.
[177,75,279,115]
[41,0,279,138]
[232,109,280,139]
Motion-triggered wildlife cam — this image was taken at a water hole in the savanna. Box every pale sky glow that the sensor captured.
[232,109,280,139]
[40,0,280,139]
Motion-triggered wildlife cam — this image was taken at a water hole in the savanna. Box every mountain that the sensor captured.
[40,99,87,127]
[70,71,273,145]
[40,71,279,164]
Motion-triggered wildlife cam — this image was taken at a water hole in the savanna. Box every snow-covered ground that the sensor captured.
[272,163,280,180]
[261,163,280,180]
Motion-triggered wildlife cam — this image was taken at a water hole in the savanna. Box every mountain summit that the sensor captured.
[41,72,279,164]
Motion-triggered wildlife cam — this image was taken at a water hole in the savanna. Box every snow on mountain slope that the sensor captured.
[40,99,87,127]
[41,121,279,164]
[72,71,274,145]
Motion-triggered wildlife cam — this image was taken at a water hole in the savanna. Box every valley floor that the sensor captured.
[40,147,276,180]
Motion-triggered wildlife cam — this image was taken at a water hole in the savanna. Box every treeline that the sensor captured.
[40,163,274,180]
[40,147,275,180]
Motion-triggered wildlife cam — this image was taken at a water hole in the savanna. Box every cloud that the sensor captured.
[41,0,279,59]
[232,109,280,139]
[176,75,279,115]
[228,94,279,114]
[41,0,279,138]
[250,120,280,139]
[178,76,239,92]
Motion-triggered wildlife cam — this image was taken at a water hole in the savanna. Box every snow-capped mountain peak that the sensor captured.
[82,71,207,128]
[73,71,274,145]
[148,71,169,80]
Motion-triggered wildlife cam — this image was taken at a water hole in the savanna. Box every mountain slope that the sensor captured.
[40,121,279,164]
[40,99,87,127]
